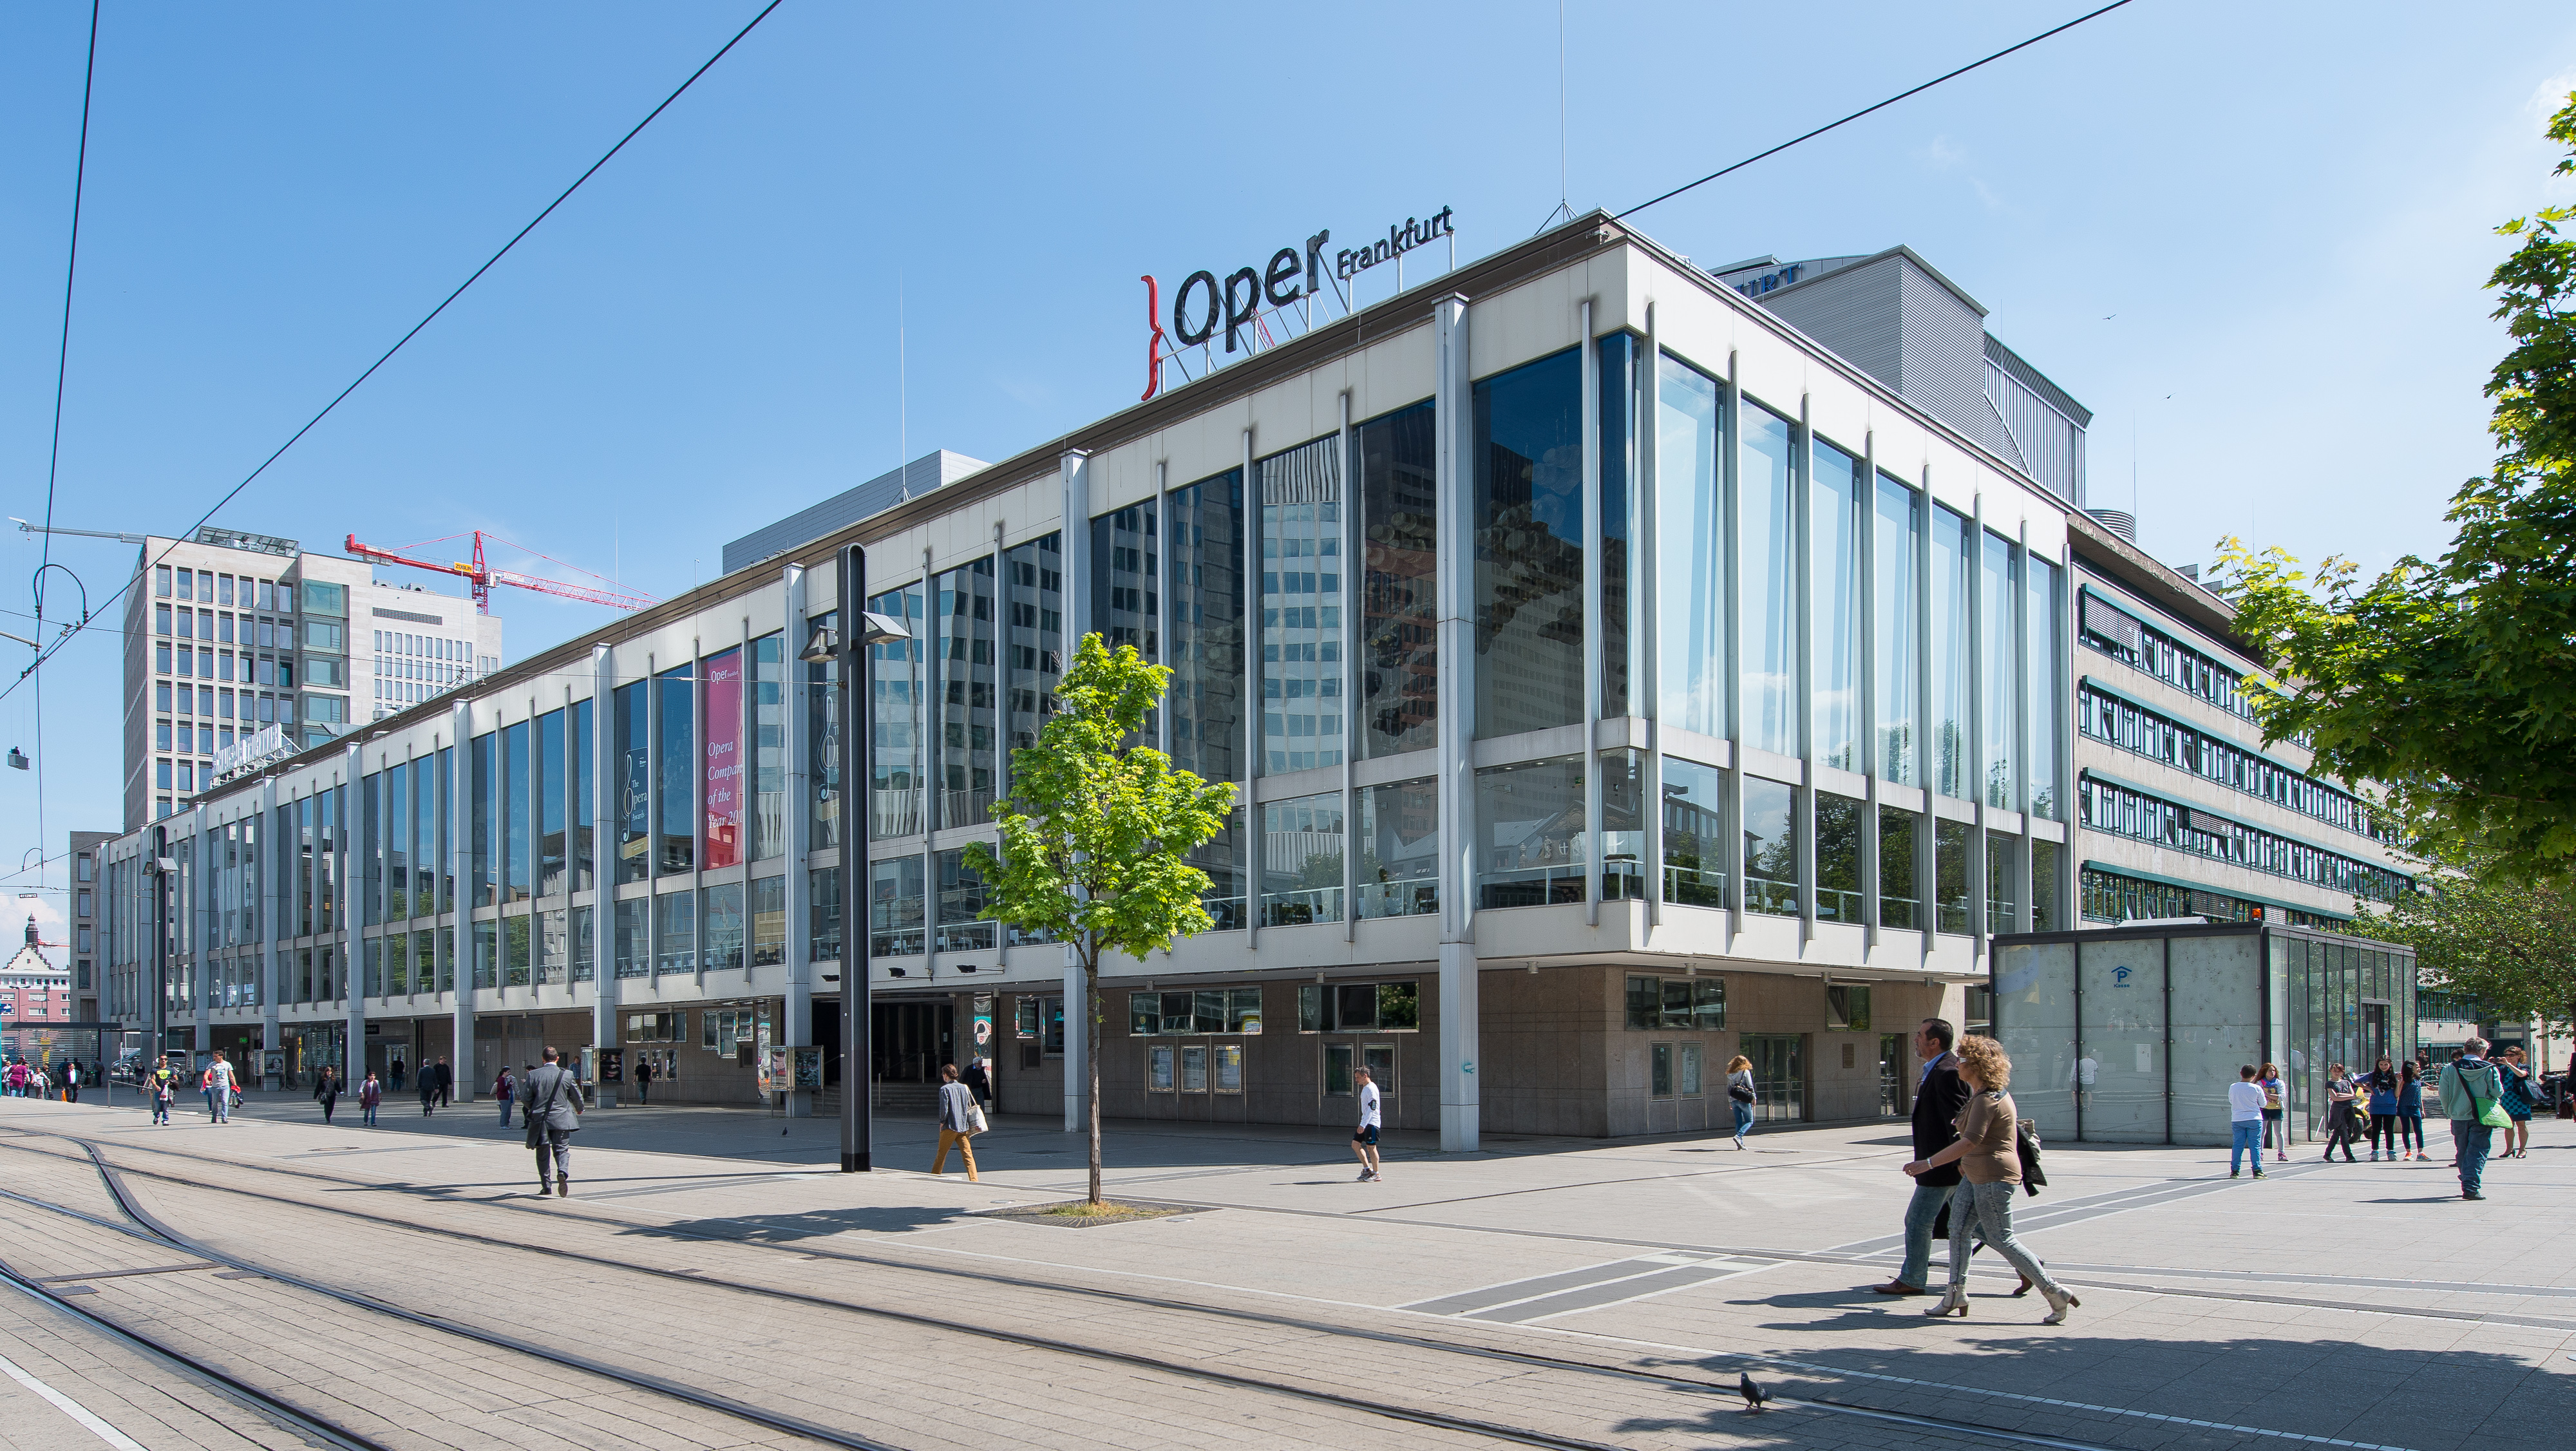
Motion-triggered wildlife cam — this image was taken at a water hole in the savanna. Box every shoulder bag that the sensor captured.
[966,1097,989,1134]
[1727,1078,1756,1104]
[526,1071,566,1150]
[2471,1068,2512,1130]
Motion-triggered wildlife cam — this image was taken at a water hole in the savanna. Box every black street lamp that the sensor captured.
[808,544,912,1173]
[144,828,173,1063]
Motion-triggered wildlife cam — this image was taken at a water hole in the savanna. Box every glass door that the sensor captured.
[1742,1033,1804,1123]
[1878,1032,1906,1116]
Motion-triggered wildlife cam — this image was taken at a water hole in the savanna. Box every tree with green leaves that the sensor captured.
[963,634,1236,1206]
[2352,849,2576,1042]
[2217,93,2576,882]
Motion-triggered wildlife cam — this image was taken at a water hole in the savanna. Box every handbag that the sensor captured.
[1727,1081,1756,1104]
[967,1100,989,1134]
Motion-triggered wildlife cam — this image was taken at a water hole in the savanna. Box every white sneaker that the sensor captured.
[1357,1168,1374,1181]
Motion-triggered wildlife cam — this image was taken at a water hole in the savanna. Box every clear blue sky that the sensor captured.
[5,1,2575,940]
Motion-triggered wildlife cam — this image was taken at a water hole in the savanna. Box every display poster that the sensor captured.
[755,1017,775,1095]
[703,648,744,868]
[599,1048,625,1083]
[972,994,994,1055]
[791,1046,824,1090]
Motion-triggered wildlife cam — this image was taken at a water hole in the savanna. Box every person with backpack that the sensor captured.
[1725,1054,1756,1150]
[515,1046,585,1197]
[2438,1036,2507,1200]
[359,1070,382,1128]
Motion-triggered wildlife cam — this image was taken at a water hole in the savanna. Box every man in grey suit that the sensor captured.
[516,1045,585,1197]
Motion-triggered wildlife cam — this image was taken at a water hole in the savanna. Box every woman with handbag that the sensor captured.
[1724,1054,1756,1150]
[2320,1063,2361,1162]
[2494,1046,2537,1159]
[2395,1059,2427,1161]
[931,1062,981,1181]
[1904,1036,2078,1324]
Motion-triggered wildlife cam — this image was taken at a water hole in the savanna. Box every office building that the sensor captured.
[88,215,2411,1141]
[68,829,111,1021]
[121,527,503,830]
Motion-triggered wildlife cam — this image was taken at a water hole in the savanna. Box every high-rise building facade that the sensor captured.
[120,527,502,830]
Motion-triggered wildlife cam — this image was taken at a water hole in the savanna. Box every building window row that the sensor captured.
[2077,776,2408,904]
[156,567,292,613]
[2078,865,2347,929]
[2079,591,2271,726]
[2078,683,2391,842]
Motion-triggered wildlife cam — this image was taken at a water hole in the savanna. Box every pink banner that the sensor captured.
[703,649,743,869]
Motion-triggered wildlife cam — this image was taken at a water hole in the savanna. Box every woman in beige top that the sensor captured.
[1902,1035,2078,1324]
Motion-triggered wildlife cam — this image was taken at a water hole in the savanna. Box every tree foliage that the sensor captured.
[2352,849,2576,1031]
[962,634,1235,1204]
[2216,94,2576,881]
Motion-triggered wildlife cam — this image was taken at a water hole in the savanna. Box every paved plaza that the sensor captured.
[0,1089,2568,1451]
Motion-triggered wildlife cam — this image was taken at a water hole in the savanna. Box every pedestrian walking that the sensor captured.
[209,1053,236,1123]
[1906,1036,2079,1324]
[1349,1065,1383,1181]
[961,1054,994,1109]
[62,1059,80,1104]
[1871,1018,1973,1298]
[516,1046,585,1197]
[2257,1061,2287,1162]
[930,1062,981,1182]
[2396,1059,2427,1160]
[2492,1046,2537,1159]
[389,1057,406,1092]
[1725,1054,1757,1150]
[315,1066,340,1125]
[149,1058,175,1125]
[2321,1063,2361,1161]
[359,1071,381,1128]
[2362,1055,2400,1160]
[2228,1065,2269,1179]
[634,1056,654,1105]
[420,1063,439,1117]
[495,1065,518,1128]
[434,1056,453,1108]
[2437,1036,2507,1200]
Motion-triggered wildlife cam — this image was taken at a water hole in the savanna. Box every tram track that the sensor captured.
[0,1123,2418,1451]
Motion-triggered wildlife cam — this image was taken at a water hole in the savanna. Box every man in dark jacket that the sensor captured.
[516,1046,585,1198]
[1873,1016,1973,1296]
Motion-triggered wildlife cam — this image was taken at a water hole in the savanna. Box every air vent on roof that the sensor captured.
[2088,508,2136,542]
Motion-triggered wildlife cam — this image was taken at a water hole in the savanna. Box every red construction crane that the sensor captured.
[343,531,657,614]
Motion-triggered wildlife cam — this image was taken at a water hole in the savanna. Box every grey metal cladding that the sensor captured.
[720,450,989,574]
[1759,254,1904,391]
[1896,261,1991,456]
[1984,334,2092,426]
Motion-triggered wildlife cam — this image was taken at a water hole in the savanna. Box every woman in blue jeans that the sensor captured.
[2228,1065,2268,1177]
[1725,1054,1756,1149]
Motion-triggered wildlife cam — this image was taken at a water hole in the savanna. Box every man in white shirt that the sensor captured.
[207,1053,237,1124]
[2227,1064,2267,1179]
[1351,1066,1383,1182]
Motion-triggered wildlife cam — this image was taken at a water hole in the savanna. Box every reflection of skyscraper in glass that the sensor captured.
[1168,471,1244,786]
[1359,401,1437,759]
[1259,437,1343,773]
[1473,349,1584,739]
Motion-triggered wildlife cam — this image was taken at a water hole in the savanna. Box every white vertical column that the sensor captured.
[341,744,365,1094]
[451,699,475,1101]
[1431,292,1479,1153]
[1242,426,1261,950]
[1580,299,1603,929]
[1795,392,1817,947]
[1720,351,1744,951]
[1059,449,1090,1134]
[1858,432,1880,953]
[260,777,282,1068]
[191,806,211,1054]
[1641,303,1663,931]
[782,569,812,1117]
[1968,492,1987,964]
[590,647,618,1093]
[1917,466,1938,953]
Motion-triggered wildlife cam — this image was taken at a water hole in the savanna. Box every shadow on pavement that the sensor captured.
[623,1205,967,1242]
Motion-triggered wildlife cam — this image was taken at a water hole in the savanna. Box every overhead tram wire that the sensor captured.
[0,0,787,707]
[27,0,102,890]
[1613,0,2137,220]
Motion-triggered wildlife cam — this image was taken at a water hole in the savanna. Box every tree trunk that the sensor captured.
[1084,946,1104,1206]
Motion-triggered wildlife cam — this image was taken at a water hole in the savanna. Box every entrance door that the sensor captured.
[871,1003,954,1083]
[2362,1002,2390,1068]
[1743,1033,1805,1123]
[1878,1033,1906,1117]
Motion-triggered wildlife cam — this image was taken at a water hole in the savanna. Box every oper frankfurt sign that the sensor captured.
[1142,208,1456,399]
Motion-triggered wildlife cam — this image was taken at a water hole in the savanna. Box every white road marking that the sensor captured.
[0,1349,150,1451]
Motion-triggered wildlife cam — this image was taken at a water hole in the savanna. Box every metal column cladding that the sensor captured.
[449,700,474,1101]
[781,565,812,1118]
[1057,449,1090,1136]
[589,645,617,1085]
[1431,292,1479,1154]
[340,743,364,1093]
[260,775,283,1064]
[1580,299,1604,930]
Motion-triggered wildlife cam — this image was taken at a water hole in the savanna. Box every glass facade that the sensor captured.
[1741,777,1797,916]
[1931,505,1971,800]
[752,633,786,860]
[1661,757,1726,907]
[1812,439,1862,770]
[805,609,840,852]
[614,681,647,884]
[1168,471,1245,783]
[1354,777,1436,919]
[1739,399,1797,757]
[935,559,998,829]
[656,662,694,875]
[1598,334,1638,717]
[1474,348,1583,738]
[1979,531,2018,810]
[1005,535,1064,754]
[1260,791,1343,925]
[1657,352,1724,737]
[867,585,925,839]
[1477,756,1583,908]
[2025,558,2061,820]
[1258,435,1344,773]
[1357,401,1437,758]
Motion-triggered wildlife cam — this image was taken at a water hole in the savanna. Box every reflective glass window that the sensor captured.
[1474,348,1583,737]
[1980,532,2019,809]
[1168,473,1245,782]
[805,611,840,851]
[1260,791,1343,926]
[1817,792,1862,924]
[1873,474,1920,784]
[1357,401,1437,758]
[1879,806,1919,930]
[1660,757,1726,908]
[615,681,648,884]
[1812,439,1862,770]
[1259,435,1345,773]
[571,697,595,892]
[1931,506,1972,799]
[752,632,787,859]
[871,856,925,957]
[1354,777,1436,919]
[2025,557,2062,820]
[1740,399,1797,756]
[935,560,998,828]
[934,848,994,953]
[1656,352,1725,736]
[1742,777,1798,916]
[536,708,565,895]
[1005,534,1063,754]
[1475,755,1583,907]
[867,585,925,839]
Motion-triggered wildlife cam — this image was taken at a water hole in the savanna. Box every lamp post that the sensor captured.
[144,828,173,1065]
[808,544,912,1173]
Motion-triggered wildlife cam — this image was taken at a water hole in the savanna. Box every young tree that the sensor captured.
[2352,849,2576,1039]
[2217,94,2576,881]
[963,634,1236,1206]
